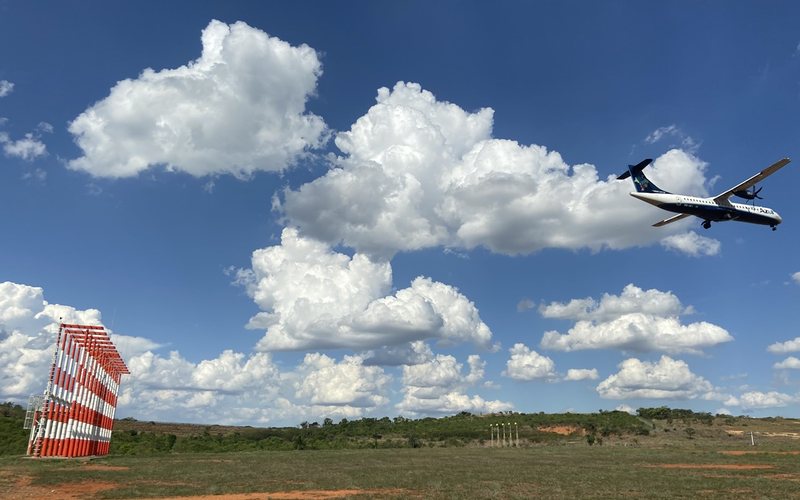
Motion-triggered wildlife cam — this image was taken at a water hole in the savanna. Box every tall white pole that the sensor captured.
[515,422,519,447]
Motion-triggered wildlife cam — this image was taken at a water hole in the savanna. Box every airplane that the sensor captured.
[618,157,790,230]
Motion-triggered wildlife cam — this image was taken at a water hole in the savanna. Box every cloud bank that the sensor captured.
[540,284,732,354]
[2,281,506,424]
[729,391,797,410]
[397,354,511,415]
[282,82,715,259]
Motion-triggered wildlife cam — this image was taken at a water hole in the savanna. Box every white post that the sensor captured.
[750,431,755,446]
[515,422,519,447]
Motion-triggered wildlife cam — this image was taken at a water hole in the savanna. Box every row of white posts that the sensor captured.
[489,422,519,447]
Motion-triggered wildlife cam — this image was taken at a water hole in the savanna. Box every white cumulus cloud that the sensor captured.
[402,354,472,392]
[596,355,715,400]
[565,368,599,381]
[660,231,721,257]
[734,391,796,409]
[645,125,700,153]
[774,357,800,370]
[361,340,434,366]
[397,353,510,415]
[792,272,800,285]
[540,283,685,322]
[540,284,731,354]
[294,353,391,408]
[68,19,327,178]
[767,337,800,354]
[121,348,396,424]
[237,227,492,351]
[1,132,47,161]
[0,281,106,400]
[516,298,536,312]
[282,82,713,259]
[0,80,13,97]
[615,404,636,414]
[503,343,557,381]
[110,334,164,362]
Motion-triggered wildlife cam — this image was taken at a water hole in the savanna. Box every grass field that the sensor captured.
[3,406,800,498]
[2,437,800,499]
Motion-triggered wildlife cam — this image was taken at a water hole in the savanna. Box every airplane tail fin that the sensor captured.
[616,158,669,194]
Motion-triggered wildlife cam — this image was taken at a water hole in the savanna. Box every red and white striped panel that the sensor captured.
[30,323,129,458]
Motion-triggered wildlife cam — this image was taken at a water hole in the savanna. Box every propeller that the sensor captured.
[733,186,763,200]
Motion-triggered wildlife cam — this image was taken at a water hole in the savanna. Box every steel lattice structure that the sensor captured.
[26,323,129,457]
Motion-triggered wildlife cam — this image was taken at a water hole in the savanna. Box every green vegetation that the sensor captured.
[107,410,651,455]
[636,406,715,424]
[0,402,796,459]
[0,403,28,456]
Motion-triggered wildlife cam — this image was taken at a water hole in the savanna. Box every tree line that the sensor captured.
[0,402,744,456]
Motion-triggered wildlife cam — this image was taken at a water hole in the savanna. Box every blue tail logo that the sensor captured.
[616,158,669,194]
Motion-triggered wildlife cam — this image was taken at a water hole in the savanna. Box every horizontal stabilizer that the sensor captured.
[617,158,653,180]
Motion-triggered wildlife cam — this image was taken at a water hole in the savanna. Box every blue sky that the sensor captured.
[2,1,800,426]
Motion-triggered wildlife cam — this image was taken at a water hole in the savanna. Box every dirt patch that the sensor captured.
[764,473,800,482]
[719,450,800,456]
[762,432,800,439]
[537,425,584,436]
[165,488,415,499]
[4,475,412,500]
[645,464,775,470]
[11,474,117,499]
[725,430,800,439]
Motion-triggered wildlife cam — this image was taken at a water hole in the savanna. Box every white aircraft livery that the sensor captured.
[618,157,791,230]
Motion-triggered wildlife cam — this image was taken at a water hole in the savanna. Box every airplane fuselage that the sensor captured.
[630,192,782,227]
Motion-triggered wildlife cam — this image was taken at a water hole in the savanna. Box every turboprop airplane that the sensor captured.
[618,157,791,230]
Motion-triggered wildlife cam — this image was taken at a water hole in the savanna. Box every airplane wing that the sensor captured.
[652,213,692,227]
[712,158,791,204]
